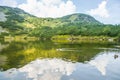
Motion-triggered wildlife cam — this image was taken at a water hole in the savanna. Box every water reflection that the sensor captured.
[0,43,9,52]
[0,42,9,66]
[0,41,107,70]
[0,41,120,80]
[0,51,120,80]
[19,59,76,80]
[89,52,120,76]
[0,58,76,80]
[0,55,7,66]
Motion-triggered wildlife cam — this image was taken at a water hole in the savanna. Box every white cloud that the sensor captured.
[87,0,109,18]
[0,0,17,7]
[18,0,76,18]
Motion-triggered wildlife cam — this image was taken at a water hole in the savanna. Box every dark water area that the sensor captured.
[0,40,120,80]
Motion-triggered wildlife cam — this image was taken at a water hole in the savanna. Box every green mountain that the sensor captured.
[1,6,120,39]
[0,6,101,30]
[61,13,101,24]
[0,6,35,30]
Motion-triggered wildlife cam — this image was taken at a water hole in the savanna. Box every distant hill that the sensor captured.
[0,6,120,39]
[61,13,101,24]
[0,6,101,31]
[0,6,35,30]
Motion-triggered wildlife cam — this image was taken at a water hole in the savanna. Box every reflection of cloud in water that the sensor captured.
[89,52,120,76]
[19,59,76,80]
[4,68,18,78]
[1,59,76,80]
[89,53,108,75]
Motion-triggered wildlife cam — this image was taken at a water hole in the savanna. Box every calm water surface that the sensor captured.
[0,40,120,80]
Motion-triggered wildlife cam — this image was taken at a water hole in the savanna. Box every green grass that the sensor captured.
[52,35,117,43]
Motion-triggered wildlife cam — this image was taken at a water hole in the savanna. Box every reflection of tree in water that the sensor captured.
[0,42,9,52]
[0,42,9,69]
[0,41,116,70]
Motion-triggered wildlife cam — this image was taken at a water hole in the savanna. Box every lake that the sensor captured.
[0,40,120,80]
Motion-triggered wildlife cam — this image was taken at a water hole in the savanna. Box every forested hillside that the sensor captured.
[0,6,120,39]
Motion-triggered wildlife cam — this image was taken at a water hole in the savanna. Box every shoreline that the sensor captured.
[1,35,119,43]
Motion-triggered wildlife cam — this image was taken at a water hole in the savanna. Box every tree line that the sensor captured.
[29,24,120,39]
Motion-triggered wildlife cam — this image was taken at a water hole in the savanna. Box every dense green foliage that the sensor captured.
[29,26,55,39]
[0,6,120,39]
[29,24,120,38]
[54,24,120,37]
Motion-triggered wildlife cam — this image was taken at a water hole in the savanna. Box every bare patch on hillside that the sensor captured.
[0,12,7,22]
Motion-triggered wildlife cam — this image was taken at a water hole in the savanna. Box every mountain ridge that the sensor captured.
[3,6,120,39]
[0,6,102,30]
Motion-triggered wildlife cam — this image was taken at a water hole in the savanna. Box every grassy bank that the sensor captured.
[4,35,39,42]
[52,35,117,43]
[1,35,119,43]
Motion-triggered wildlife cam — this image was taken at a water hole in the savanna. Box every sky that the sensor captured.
[0,0,120,24]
